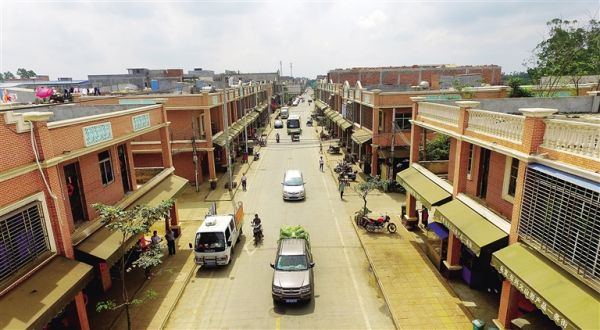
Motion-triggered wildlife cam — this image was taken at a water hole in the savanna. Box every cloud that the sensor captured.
[358,10,388,29]
[0,1,598,79]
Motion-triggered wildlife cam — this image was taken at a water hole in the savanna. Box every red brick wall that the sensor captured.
[133,153,163,168]
[484,152,513,219]
[172,152,199,182]
[0,116,38,171]
[78,146,126,220]
[448,138,456,183]
[48,107,163,156]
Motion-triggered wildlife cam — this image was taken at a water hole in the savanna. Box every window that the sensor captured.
[196,115,206,140]
[519,166,600,286]
[507,158,519,197]
[394,112,412,130]
[0,202,51,283]
[378,110,384,132]
[98,150,114,185]
[467,144,474,179]
[502,157,519,202]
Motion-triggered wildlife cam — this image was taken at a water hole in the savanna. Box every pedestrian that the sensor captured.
[151,230,162,246]
[420,207,429,228]
[241,173,247,191]
[166,228,176,255]
[338,178,346,200]
[319,142,323,154]
[319,156,324,172]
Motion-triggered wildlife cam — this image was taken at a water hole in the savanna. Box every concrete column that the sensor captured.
[518,108,557,154]
[159,124,173,168]
[444,231,462,272]
[452,101,480,196]
[207,148,217,181]
[496,280,520,329]
[74,291,90,330]
[408,97,425,164]
[370,144,378,177]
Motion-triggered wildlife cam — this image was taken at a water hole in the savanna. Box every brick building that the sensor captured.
[398,95,600,329]
[328,65,503,89]
[74,82,274,189]
[0,102,187,329]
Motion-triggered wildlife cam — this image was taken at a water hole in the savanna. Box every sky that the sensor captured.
[0,0,598,80]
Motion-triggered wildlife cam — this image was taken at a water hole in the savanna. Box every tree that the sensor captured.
[354,176,383,219]
[526,18,599,96]
[425,134,450,161]
[16,68,36,79]
[3,71,15,80]
[508,78,533,97]
[93,199,174,330]
[501,71,533,85]
[451,79,476,99]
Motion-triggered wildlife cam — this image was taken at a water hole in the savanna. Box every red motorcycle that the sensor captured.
[358,215,397,233]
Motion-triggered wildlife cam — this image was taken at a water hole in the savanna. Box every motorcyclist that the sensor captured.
[251,214,263,239]
[252,213,262,227]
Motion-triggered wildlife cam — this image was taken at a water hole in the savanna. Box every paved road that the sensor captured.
[165,91,395,329]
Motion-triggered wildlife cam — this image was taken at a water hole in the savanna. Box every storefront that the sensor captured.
[492,243,599,330]
[434,199,508,289]
[0,257,93,329]
[75,173,188,291]
[351,127,372,171]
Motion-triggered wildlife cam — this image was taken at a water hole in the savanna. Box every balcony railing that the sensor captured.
[418,102,460,127]
[466,109,524,143]
[541,119,600,159]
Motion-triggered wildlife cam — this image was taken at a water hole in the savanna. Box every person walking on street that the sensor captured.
[338,178,346,200]
[151,230,162,246]
[319,156,324,172]
[166,228,176,256]
[241,173,247,191]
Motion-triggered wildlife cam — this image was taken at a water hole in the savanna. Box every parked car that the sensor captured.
[282,170,305,200]
[274,119,284,128]
[271,236,314,304]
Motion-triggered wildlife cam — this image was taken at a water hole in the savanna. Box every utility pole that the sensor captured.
[223,88,234,202]
[290,62,293,78]
[241,84,248,155]
[390,108,396,180]
[191,121,199,192]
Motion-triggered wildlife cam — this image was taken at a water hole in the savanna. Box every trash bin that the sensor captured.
[472,319,485,330]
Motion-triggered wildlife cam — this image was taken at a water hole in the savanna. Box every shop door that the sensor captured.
[477,148,491,199]
[64,163,87,223]
[118,144,132,193]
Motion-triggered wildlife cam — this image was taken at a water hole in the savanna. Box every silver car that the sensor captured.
[282,170,305,200]
[271,238,314,304]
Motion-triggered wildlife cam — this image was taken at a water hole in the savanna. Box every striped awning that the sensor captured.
[351,127,372,144]
[334,116,353,130]
[315,100,329,110]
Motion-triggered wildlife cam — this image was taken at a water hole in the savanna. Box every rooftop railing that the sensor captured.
[418,102,460,127]
[466,109,524,143]
[541,119,600,159]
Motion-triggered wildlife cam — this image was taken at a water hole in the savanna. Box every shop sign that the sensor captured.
[132,113,151,131]
[436,214,476,254]
[83,122,113,147]
[497,264,571,329]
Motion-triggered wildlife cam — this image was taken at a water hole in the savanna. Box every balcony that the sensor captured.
[466,109,524,143]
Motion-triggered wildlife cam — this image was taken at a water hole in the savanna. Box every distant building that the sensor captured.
[328,64,502,90]
[213,71,279,89]
[88,68,184,93]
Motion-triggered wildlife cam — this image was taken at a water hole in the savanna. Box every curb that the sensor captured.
[159,255,198,329]
[350,215,400,330]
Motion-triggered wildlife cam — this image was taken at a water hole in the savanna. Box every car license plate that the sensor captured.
[285,299,298,303]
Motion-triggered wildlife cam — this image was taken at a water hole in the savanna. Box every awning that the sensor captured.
[334,116,353,130]
[0,256,93,329]
[243,111,259,126]
[491,243,600,330]
[253,104,268,114]
[351,128,372,145]
[212,132,226,147]
[396,167,452,208]
[433,200,508,256]
[324,108,335,119]
[378,148,410,159]
[76,174,188,266]
[212,119,246,147]
[315,100,329,110]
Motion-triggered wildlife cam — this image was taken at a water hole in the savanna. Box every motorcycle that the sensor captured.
[333,161,352,174]
[358,215,397,233]
[327,145,341,154]
[338,170,358,182]
[254,152,260,161]
[252,223,263,244]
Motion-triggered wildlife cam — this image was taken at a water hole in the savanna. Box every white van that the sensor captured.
[280,107,289,119]
[194,214,242,266]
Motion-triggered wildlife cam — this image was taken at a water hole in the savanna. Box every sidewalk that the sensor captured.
[351,214,473,329]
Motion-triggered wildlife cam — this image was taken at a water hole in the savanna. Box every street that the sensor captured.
[165,96,395,329]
